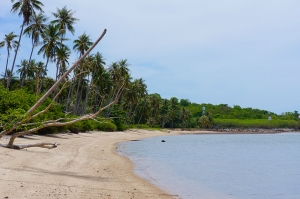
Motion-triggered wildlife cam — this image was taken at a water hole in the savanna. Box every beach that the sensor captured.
[0,130,185,199]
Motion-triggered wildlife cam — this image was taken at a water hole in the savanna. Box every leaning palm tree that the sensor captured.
[38,24,66,92]
[23,12,48,64]
[8,0,44,89]
[0,32,18,86]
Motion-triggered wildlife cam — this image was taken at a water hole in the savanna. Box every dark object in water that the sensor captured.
[161,140,166,142]
[131,140,140,141]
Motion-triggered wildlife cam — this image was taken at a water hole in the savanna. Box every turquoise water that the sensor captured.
[117,133,300,199]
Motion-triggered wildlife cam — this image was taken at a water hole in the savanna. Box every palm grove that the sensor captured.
[1,0,299,149]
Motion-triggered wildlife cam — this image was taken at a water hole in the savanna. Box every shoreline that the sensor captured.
[0,129,298,198]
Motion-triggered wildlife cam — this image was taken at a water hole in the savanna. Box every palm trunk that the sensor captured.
[3,50,10,87]
[131,103,139,124]
[28,42,35,64]
[65,74,75,112]
[83,75,92,114]
[55,61,60,81]
[7,22,25,89]
[21,71,26,88]
[73,75,82,115]
[39,56,49,93]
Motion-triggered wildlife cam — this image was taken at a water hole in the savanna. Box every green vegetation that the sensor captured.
[214,119,300,129]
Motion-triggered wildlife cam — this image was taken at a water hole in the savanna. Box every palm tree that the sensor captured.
[8,0,44,89]
[52,6,77,81]
[16,59,36,87]
[51,6,78,43]
[16,59,28,87]
[72,33,93,114]
[38,24,66,92]
[180,107,191,129]
[0,32,18,86]
[26,59,37,80]
[55,45,70,80]
[73,33,93,57]
[23,12,48,63]
[82,52,106,114]
[168,97,179,128]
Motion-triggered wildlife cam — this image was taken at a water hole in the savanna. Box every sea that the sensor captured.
[116,133,300,199]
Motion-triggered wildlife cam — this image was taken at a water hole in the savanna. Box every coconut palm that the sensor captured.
[38,24,66,92]
[16,59,28,87]
[8,0,44,88]
[72,33,93,114]
[16,59,37,87]
[51,6,78,43]
[26,59,37,80]
[0,32,19,86]
[82,52,106,114]
[180,107,191,129]
[73,33,93,57]
[168,97,179,128]
[23,12,48,63]
[55,45,70,80]
[52,6,77,81]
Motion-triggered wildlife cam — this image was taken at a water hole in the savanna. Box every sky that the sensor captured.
[0,0,300,114]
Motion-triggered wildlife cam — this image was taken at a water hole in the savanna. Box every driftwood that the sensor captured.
[0,29,119,150]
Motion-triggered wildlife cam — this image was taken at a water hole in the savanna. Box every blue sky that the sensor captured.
[0,0,299,114]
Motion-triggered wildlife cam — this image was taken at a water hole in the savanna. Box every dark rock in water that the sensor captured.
[161,140,166,142]
[131,140,140,141]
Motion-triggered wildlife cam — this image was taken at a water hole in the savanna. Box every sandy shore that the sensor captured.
[0,130,195,199]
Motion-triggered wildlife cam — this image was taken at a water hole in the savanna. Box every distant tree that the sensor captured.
[180,98,191,107]
[199,115,212,128]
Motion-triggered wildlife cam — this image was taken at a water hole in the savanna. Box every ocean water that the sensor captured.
[117,133,300,199]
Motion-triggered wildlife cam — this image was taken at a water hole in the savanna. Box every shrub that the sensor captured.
[68,121,83,133]
[38,126,59,134]
[81,120,97,132]
[97,121,117,132]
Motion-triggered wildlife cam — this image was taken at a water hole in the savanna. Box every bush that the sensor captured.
[97,121,117,132]
[38,126,59,134]
[81,120,97,132]
[68,121,83,133]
